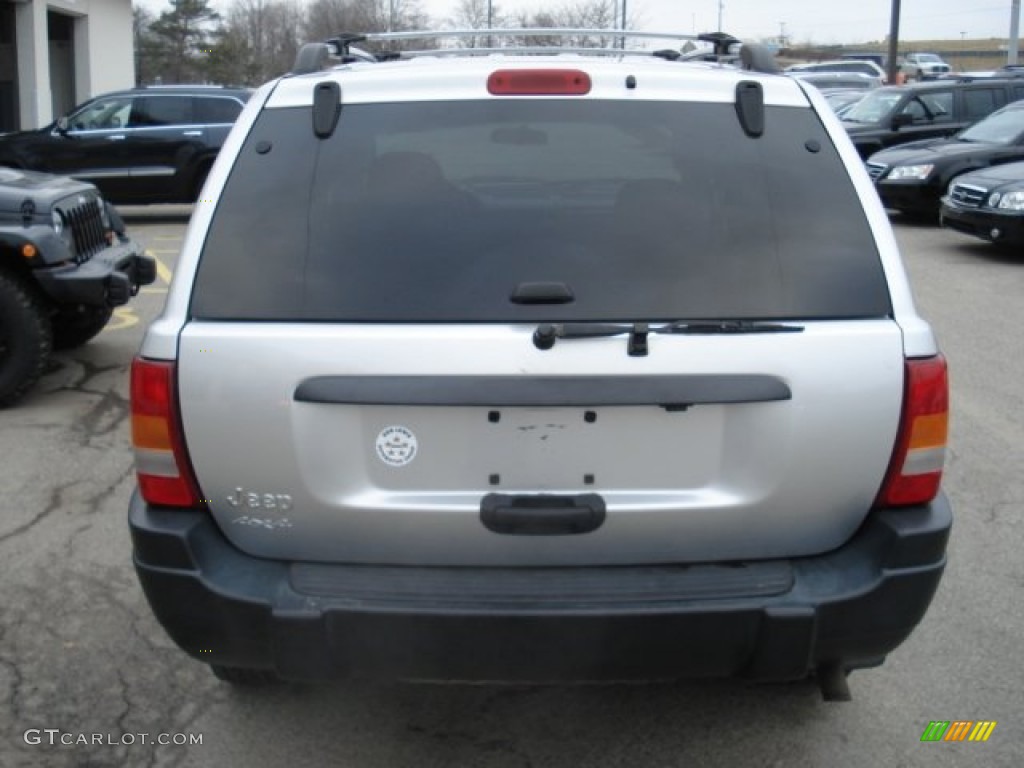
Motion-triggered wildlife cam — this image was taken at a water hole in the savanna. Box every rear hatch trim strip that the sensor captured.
[293,374,791,407]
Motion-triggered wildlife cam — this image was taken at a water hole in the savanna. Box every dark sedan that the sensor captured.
[866,101,1024,218]
[940,161,1024,247]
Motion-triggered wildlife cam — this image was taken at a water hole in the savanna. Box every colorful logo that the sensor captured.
[921,721,997,742]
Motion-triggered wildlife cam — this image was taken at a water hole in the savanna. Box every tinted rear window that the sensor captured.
[192,100,890,322]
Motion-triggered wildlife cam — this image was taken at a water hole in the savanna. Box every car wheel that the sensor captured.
[51,304,114,350]
[210,664,280,685]
[0,269,53,407]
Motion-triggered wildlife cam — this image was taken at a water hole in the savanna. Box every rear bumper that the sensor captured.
[33,239,155,307]
[940,200,1024,245]
[130,492,951,683]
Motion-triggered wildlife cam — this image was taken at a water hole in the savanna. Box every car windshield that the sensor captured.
[958,108,1024,144]
[915,54,942,63]
[842,90,904,123]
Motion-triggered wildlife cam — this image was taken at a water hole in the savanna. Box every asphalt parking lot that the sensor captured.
[2,208,1022,768]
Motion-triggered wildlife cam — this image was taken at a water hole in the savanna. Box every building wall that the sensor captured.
[13,0,135,130]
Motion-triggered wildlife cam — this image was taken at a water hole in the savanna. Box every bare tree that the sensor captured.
[509,1,625,48]
[213,0,302,84]
[302,0,429,53]
[448,0,503,48]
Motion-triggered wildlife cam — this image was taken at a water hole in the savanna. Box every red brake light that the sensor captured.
[487,69,591,95]
[130,357,202,508]
[876,355,949,507]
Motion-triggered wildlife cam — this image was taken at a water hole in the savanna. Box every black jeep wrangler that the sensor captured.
[0,167,154,406]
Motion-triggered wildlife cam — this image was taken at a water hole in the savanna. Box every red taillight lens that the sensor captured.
[876,355,949,507]
[130,357,202,508]
[487,69,591,95]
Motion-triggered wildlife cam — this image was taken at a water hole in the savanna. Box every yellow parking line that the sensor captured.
[141,287,168,294]
[154,256,174,285]
[149,248,179,255]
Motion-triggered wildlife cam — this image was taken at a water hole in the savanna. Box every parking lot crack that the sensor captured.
[0,654,25,722]
[0,479,80,545]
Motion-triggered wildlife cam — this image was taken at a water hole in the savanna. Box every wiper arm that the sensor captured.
[533,320,803,354]
[533,322,651,356]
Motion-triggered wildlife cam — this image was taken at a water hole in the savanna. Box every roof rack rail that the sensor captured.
[290,28,778,76]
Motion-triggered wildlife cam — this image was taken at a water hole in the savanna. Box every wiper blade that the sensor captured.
[663,320,804,335]
[533,320,803,354]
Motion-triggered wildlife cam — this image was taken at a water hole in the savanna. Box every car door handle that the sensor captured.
[106,135,126,141]
[182,130,202,137]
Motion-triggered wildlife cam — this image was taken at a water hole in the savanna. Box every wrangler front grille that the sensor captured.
[66,199,108,264]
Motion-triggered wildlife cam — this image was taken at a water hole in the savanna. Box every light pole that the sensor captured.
[1010,0,1021,66]
[886,0,901,85]
[718,1,724,32]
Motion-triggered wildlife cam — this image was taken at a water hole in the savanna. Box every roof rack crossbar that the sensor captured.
[399,46,689,59]
[363,28,722,43]
[289,28,770,75]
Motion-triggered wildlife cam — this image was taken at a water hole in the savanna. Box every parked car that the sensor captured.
[0,86,251,205]
[787,59,888,83]
[842,78,1024,159]
[940,160,1024,246]
[900,53,952,80]
[0,168,154,405]
[841,52,887,69]
[821,89,867,117]
[790,71,881,90]
[128,29,951,697]
[867,100,1024,218]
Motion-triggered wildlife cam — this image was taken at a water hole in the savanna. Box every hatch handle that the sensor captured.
[480,493,606,535]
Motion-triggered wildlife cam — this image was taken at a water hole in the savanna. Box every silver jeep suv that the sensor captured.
[128,30,951,698]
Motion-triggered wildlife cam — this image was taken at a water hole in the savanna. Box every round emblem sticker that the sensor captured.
[376,426,418,467]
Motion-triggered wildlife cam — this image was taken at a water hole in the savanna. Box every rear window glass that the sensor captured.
[192,100,890,322]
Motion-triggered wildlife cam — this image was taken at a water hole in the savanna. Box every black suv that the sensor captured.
[0,86,251,205]
[842,78,1024,159]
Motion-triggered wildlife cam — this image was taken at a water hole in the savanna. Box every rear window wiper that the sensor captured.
[662,320,804,335]
[533,320,804,355]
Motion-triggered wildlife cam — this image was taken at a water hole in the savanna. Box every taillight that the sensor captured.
[487,69,591,95]
[130,357,202,508]
[876,355,949,507]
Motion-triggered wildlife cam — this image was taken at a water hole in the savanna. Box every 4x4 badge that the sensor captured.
[376,425,418,467]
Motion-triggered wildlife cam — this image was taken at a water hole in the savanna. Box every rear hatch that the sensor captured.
[177,75,903,566]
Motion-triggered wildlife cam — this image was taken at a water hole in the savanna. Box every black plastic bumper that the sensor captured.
[876,181,943,215]
[130,492,951,683]
[940,201,1024,246]
[33,239,155,307]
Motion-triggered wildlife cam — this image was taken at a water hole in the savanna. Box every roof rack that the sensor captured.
[290,28,778,76]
